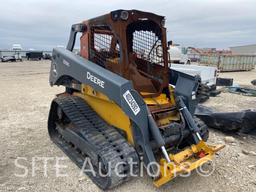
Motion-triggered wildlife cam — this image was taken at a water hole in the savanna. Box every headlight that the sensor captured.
[120,11,129,20]
[112,12,119,21]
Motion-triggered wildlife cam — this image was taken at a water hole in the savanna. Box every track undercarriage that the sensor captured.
[48,95,140,189]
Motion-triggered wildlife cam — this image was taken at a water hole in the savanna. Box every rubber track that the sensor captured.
[49,95,139,189]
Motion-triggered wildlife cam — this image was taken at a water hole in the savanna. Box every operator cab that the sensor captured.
[80,10,169,98]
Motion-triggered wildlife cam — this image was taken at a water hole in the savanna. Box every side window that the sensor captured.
[93,33,112,52]
[132,30,163,65]
[90,26,120,67]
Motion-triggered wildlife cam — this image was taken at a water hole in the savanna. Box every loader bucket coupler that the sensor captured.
[154,141,225,187]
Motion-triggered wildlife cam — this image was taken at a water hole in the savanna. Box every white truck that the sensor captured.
[0,44,23,62]
[12,44,22,51]
[170,63,218,87]
[170,63,220,102]
[168,44,191,64]
[167,41,217,87]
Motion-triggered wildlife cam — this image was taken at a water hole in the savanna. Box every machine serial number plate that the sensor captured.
[123,90,140,115]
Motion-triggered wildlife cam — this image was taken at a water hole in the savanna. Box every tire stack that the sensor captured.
[197,83,221,103]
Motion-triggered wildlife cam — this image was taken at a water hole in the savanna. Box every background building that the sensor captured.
[230,44,256,55]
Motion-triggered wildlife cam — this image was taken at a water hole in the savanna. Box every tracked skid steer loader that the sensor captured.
[48,10,224,189]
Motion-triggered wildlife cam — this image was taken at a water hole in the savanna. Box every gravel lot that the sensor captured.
[0,60,255,192]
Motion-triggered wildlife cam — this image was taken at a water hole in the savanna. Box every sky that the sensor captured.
[0,0,255,50]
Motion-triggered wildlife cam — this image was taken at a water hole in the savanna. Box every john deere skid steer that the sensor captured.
[48,9,224,189]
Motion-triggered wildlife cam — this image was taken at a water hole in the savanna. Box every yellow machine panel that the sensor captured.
[74,85,134,144]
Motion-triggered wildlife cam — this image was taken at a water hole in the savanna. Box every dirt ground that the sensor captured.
[0,60,255,192]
